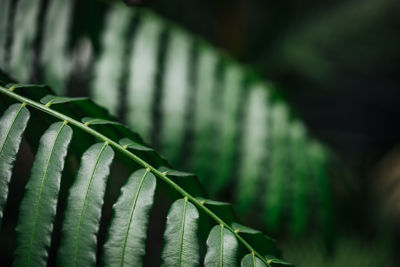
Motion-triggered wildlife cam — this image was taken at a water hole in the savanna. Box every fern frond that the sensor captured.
[0,0,338,238]
[0,82,292,266]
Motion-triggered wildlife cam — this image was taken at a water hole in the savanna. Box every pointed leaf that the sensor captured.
[40,95,88,106]
[14,122,73,267]
[162,198,199,267]
[6,84,52,102]
[159,167,204,197]
[197,198,235,224]
[0,103,30,224]
[265,256,293,266]
[119,138,153,152]
[57,142,114,267]
[158,166,194,177]
[103,168,156,267]
[81,117,122,126]
[231,223,280,258]
[204,224,238,267]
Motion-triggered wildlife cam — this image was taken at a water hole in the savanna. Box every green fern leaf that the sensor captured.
[0,103,30,224]
[0,80,290,267]
[1,0,339,238]
[204,224,238,267]
[103,168,156,267]
[162,197,200,267]
[14,121,72,267]
[57,142,114,267]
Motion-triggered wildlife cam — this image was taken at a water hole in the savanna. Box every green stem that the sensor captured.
[0,85,270,266]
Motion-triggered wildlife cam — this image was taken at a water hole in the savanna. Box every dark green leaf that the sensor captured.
[119,137,153,152]
[231,223,280,258]
[81,117,122,126]
[40,95,88,106]
[265,256,293,267]
[0,103,30,224]
[197,198,235,225]
[158,166,194,177]
[14,121,72,267]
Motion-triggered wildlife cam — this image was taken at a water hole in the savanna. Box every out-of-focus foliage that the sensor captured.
[282,236,397,267]
[0,0,341,240]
